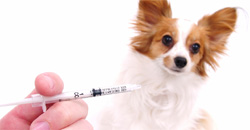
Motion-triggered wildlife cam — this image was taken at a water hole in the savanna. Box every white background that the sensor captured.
[0,0,249,130]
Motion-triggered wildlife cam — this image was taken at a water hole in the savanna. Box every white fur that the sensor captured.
[98,47,206,130]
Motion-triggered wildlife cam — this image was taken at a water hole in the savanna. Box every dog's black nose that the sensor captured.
[174,57,187,68]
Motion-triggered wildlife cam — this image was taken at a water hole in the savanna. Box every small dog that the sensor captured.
[98,0,237,129]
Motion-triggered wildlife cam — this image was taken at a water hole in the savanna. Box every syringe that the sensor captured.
[0,84,141,112]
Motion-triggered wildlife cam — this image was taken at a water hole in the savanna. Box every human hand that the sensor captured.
[0,72,93,130]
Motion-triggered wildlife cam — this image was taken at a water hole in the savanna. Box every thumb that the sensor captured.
[0,72,64,129]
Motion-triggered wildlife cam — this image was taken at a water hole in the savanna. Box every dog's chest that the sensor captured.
[112,51,203,129]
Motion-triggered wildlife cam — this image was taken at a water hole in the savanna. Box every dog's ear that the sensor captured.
[198,8,237,74]
[138,0,172,25]
[198,8,237,46]
[131,0,172,53]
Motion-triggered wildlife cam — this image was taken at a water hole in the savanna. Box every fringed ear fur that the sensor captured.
[198,7,237,76]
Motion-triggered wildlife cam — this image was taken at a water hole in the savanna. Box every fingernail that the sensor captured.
[31,121,50,130]
[43,74,54,89]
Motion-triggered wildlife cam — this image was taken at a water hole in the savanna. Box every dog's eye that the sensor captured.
[190,43,200,54]
[162,35,173,47]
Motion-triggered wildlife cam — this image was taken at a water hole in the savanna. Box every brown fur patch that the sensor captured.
[186,25,207,76]
[131,0,172,54]
[163,56,173,69]
[146,18,179,59]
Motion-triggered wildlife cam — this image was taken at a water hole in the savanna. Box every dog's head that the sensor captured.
[131,0,237,77]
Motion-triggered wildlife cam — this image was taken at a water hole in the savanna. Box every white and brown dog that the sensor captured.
[98,0,237,129]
